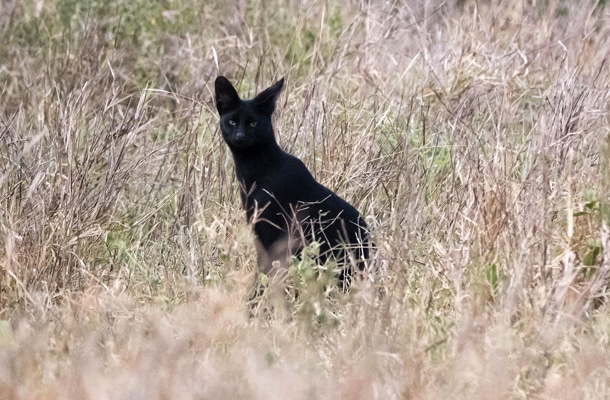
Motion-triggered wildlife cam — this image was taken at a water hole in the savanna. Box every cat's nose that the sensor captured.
[233,132,247,146]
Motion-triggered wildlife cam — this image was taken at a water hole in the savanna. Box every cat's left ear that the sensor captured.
[253,78,284,115]
[215,76,241,115]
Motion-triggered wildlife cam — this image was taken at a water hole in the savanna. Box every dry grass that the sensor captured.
[1,0,610,398]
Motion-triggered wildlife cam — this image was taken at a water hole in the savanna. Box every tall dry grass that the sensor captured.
[1,0,610,398]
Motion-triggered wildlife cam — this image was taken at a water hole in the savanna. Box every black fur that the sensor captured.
[214,76,369,288]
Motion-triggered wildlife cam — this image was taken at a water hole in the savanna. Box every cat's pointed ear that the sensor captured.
[253,78,284,115]
[215,76,241,115]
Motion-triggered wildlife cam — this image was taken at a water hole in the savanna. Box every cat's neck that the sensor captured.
[230,139,285,185]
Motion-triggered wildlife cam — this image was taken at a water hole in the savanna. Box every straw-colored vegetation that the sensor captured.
[1,0,610,398]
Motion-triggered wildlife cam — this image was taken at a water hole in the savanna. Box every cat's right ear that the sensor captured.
[215,76,241,115]
[252,77,284,116]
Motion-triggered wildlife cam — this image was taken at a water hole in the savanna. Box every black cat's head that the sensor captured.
[215,76,284,149]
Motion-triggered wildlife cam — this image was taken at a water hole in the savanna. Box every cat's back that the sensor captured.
[265,151,319,191]
[279,153,364,223]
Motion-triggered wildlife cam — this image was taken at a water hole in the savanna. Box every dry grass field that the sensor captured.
[1,0,610,398]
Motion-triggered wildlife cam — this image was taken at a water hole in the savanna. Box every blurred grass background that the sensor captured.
[1,0,610,398]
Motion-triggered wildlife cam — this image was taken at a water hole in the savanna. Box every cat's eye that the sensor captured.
[228,120,237,126]
[249,121,257,127]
